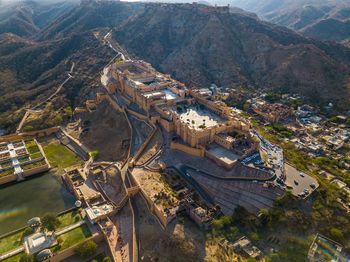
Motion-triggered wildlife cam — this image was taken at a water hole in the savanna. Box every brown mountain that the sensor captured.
[0,31,114,131]
[113,3,350,109]
[231,0,350,44]
[0,0,350,133]
[0,0,76,37]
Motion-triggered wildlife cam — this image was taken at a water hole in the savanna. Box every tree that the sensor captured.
[74,240,97,258]
[20,254,34,262]
[21,227,34,240]
[23,125,34,132]
[42,213,60,231]
[102,257,112,262]
[89,150,99,160]
[330,228,344,243]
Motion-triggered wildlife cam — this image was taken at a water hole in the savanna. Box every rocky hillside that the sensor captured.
[0,0,350,133]
[0,0,76,37]
[37,0,144,40]
[231,0,350,44]
[0,31,115,132]
[113,3,350,109]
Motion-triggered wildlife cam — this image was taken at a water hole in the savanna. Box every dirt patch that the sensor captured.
[134,186,232,262]
[136,127,163,166]
[135,194,201,262]
[78,100,131,161]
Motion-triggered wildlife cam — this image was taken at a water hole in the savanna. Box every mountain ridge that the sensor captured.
[112,3,350,109]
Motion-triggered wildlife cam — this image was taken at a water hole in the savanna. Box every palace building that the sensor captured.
[107,60,254,167]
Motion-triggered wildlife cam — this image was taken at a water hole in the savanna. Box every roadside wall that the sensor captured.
[105,94,123,112]
[125,108,148,121]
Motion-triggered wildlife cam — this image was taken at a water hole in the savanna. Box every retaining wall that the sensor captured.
[127,170,173,228]
[22,164,50,178]
[0,174,17,185]
[0,127,59,143]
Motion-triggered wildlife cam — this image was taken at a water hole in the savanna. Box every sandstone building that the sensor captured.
[107,60,254,167]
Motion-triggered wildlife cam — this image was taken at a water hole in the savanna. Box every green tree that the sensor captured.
[21,227,34,240]
[42,213,60,231]
[89,150,100,160]
[19,254,34,262]
[330,228,344,243]
[102,257,112,262]
[23,125,34,132]
[64,106,73,117]
[74,240,97,258]
[50,114,63,126]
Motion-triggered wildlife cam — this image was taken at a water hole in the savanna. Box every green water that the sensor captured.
[0,171,75,235]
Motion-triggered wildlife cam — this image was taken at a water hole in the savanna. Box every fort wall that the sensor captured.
[170,141,205,157]
[0,127,59,143]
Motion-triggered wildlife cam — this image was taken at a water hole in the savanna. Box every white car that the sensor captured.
[300,172,305,177]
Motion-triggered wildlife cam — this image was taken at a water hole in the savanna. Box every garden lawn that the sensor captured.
[53,224,91,252]
[43,142,82,168]
[25,140,40,154]
[57,210,83,229]
[0,229,25,254]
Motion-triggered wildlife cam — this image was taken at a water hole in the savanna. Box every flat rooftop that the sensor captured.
[207,143,239,166]
[174,105,226,130]
[163,89,178,100]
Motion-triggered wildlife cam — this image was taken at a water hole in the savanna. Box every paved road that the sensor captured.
[284,163,318,197]
[0,247,24,260]
[56,220,86,236]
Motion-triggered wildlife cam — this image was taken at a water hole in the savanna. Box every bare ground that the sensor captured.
[78,100,131,161]
[136,127,163,166]
[134,191,232,262]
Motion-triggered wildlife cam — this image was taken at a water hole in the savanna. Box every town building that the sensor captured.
[250,98,294,123]
[308,234,348,262]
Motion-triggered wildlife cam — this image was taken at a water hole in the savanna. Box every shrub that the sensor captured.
[329,228,344,243]
[23,125,34,131]
[19,254,34,262]
[74,240,97,258]
[89,150,100,160]
[42,213,60,231]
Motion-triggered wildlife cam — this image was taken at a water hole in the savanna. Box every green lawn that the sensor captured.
[29,151,43,160]
[43,142,82,168]
[0,168,14,177]
[57,210,83,229]
[2,252,24,262]
[53,224,91,252]
[21,159,47,170]
[25,140,40,154]
[0,229,25,254]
